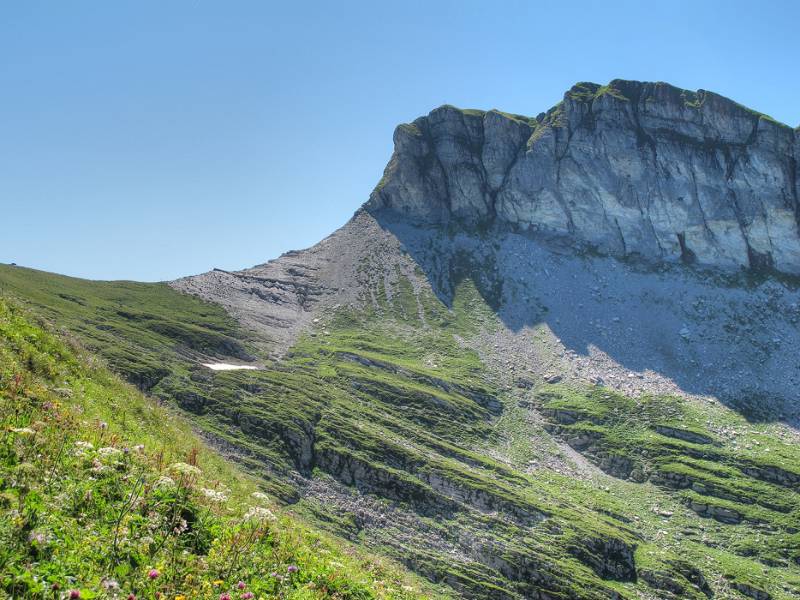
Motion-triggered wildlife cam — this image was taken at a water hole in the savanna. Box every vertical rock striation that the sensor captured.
[367,80,800,274]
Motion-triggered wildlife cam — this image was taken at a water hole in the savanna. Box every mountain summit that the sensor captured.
[367,79,800,274]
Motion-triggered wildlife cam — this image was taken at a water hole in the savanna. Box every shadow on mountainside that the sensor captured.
[373,211,800,425]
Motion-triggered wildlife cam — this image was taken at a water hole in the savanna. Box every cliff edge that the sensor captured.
[367,79,800,274]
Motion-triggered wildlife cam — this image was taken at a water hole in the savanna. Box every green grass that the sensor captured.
[566,81,629,103]
[0,265,253,392]
[437,105,485,118]
[534,383,800,597]
[681,88,790,128]
[0,297,435,599]
[3,263,800,598]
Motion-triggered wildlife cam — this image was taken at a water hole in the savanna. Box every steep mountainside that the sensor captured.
[3,80,800,599]
[368,80,800,275]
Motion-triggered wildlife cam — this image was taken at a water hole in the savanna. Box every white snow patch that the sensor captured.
[202,363,259,371]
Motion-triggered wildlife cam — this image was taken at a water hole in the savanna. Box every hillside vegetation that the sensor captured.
[1,263,799,599]
[0,265,252,392]
[0,295,430,599]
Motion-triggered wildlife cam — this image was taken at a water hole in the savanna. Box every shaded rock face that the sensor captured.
[367,80,800,275]
[568,535,637,582]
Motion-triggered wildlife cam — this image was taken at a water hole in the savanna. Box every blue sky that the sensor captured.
[2,0,798,281]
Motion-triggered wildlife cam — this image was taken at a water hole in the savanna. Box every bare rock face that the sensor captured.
[170,212,422,357]
[367,80,800,274]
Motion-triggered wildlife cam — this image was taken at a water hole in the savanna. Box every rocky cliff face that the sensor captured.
[367,80,800,274]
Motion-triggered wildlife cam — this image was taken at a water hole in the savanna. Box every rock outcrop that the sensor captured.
[367,79,800,274]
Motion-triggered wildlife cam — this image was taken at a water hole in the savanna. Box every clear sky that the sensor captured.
[2,0,798,281]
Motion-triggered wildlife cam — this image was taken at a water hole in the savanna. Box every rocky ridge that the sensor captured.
[367,79,800,275]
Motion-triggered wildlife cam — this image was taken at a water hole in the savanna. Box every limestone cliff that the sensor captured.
[366,80,800,274]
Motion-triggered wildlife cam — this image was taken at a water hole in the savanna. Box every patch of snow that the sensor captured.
[202,363,259,371]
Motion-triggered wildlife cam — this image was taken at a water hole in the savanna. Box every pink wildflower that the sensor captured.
[241,593,254,600]
[237,581,246,590]
[148,568,160,579]
[287,564,299,573]
[69,591,81,599]
[219,594,231,600]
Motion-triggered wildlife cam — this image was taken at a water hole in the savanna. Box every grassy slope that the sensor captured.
[0,297,433,599]
[1,263,799,599]
[0,265,252,392]
[534,385,800,592]
[288,271,800,599]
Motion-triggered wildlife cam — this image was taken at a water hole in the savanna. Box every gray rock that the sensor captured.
[367,80,800,275]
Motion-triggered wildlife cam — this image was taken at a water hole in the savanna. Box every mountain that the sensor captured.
[368,80,800,275]
[2,80,800,599]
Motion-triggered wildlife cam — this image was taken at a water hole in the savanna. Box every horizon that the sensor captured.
[3,0,799,281]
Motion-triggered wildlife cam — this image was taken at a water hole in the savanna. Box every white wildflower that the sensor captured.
[173,518,188,535]
[154,476,176,489]
[243,506,277,522]
[10,427,35,436]
[28,530,48,545]
[200,487,228,503]
[73,440,95,456]
[169,462,202,477]
[101,578,119,591]
[251,491,270,504]
[98,446,123,462]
